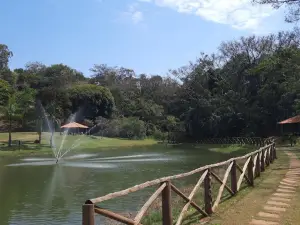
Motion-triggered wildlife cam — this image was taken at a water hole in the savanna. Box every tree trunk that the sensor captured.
[8,131,12,147]
[50,132,53,148]
[50,118,55,148]
[39,118,42,143]
[8,117,12,147]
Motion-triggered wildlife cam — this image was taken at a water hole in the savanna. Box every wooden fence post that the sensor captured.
[204,169,213,215]
[82,204,95,225]
[261,149,265,172]
[247,156,254,186]
[231,160,237,194]
[274,144,277,159]
[162,181,172,225]
[256,152,261,177]
[266,147,270,167]
[270,145,274,163]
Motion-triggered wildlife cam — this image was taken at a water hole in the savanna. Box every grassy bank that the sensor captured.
[0,132,157,157]
[207,148,289,225]
[130,147,288,225]
[101,144,257,225]
[0,132,256,158]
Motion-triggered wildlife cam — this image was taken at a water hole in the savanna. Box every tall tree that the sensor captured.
[0,94,22,146]
[0,44,13,70]
[253,0,300,22]
[68,84,115,122]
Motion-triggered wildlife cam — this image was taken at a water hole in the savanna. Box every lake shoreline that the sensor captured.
[0,132,159,157]
[0,135,257,225]
[0,142,162,158]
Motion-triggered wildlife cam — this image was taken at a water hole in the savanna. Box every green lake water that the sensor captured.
[0,145,251,225]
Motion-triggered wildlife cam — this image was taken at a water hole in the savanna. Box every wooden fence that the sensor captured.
[197,137,273,146]
[83,138,276,225]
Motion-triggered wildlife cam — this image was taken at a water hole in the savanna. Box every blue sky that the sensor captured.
[1,0,293,77]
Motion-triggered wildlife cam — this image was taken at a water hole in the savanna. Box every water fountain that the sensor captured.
[39,103,97,164]
[6,103,172,168]
[51,123,97,163]
[2,104,178,225]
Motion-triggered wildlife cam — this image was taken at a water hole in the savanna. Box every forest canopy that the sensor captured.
[1,28,300,140]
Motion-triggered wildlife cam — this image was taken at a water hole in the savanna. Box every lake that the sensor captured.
[0,145,252,225]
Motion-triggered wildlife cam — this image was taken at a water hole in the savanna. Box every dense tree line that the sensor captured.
[2,28,300,142]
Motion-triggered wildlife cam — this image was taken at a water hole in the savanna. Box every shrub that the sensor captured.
[153,130,167,142]
[96,117,146,140]
[146,123,157,136]
[119,117,146,139]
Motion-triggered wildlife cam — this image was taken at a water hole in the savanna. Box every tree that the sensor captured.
[4,28,300,141]
[0,94,22,146]
[102,117,146,139]
[253,0,300,22]
[68,84,115,121]
[0,79,12,106]
[44,101,62,148]
[16,87,36,127]
[95,116,109,138]
[0,45,14,85]
[40,64,85,88]
[37,89,71,147]
[0,44,13,70]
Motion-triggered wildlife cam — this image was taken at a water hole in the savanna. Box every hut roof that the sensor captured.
[60,122,88,129]
[278,115,300,124]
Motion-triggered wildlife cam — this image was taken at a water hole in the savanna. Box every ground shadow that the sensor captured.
[0,140,49,152]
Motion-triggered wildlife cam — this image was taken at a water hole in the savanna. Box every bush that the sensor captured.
[119,117,146,139]
[96,117,146,140]
[153,130,167,141]
[146,123,157,136]
[168,132,187,143]
[101,119,121,137]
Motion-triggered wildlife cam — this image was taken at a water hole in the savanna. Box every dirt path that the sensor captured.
[248,151,300,225]
[206,148,300,225]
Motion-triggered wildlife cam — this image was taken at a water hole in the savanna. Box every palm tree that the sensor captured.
[0,94,22,146]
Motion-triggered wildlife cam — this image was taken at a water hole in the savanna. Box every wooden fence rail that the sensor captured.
[197,136,274,146]
[83,138,276,225]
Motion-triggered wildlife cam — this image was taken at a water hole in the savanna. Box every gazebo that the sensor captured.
[60,122,89,135]
[278,115,300,135]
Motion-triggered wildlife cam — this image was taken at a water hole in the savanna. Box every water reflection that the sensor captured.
[22,158,55,162]
[64,162,116,168]
[6,152,172,167]
[7,160,56,166]
[43,164,71,218]
[88,153,161,161]
[0,149,193,225]
[91,158,173,163]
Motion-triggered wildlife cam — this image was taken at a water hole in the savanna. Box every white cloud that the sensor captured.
[131,11,144,24]
[124,3,144,24]
[138,0,277,30]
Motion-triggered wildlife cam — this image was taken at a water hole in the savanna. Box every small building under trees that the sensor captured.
[278,115,300,135]
[60,122,89,135]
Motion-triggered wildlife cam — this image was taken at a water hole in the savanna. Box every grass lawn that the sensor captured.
[0,132,256,158]
[0,132,157,157]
